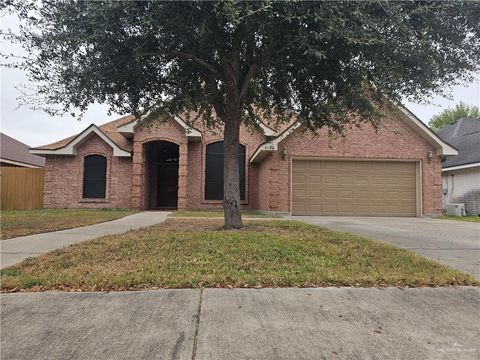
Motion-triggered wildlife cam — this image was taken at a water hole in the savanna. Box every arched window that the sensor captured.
[83,155,107,198]
[205,142,245,200]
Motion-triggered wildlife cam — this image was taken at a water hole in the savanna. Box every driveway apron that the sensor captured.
[289,216,480,279]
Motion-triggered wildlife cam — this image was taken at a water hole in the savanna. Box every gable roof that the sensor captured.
[250,103,458,163]
[30,115,134,157]
[437,118,480,170]
[250,122,301,163]
[395,105,457,156]
[30,111,278,158]
[116,113,202,141]
[31,115,134,152]
[0,132,45,167]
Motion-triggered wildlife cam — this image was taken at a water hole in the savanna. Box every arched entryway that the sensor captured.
[144,141,179,209]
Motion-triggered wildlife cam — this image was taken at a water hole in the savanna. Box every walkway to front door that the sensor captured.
[0,212,169,269]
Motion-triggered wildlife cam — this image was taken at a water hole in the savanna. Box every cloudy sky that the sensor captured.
[1,12,479,147]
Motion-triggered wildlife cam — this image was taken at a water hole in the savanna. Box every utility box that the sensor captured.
[446,203,466,216]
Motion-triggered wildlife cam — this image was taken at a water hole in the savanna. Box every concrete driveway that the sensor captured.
[289,216,480,279]
[1,287,479,360]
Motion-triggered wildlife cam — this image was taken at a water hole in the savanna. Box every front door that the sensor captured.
[156,161,178,208]
[145,141,179,210]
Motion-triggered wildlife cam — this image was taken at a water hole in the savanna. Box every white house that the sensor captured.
[438,118,480,215]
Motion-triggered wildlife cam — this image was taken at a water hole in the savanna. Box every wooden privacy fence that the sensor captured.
[0,167,44,210]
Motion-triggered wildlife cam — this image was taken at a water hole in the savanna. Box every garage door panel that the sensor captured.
[324,175,338,185]
[355,204,371,213]
[370,176,387,185]
[324,161,340,170]
[309,189,322,197]
[292,160,417,216]
[293,189,307,199]
[369,191,384,199]
[308,175,322,184]
[339,176,354,185]
[293,160,307,170]
[322,204,339,212]
[292,204,307,213]
[324,190,338,199]
[340,190,354,199]
[355,190,371,199]
[354,176,370,186]
[385,191,401,200]
[293,174,306,184]
[308,161,324,170]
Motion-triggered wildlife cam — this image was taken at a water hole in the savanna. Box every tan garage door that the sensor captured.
[292,160,417,216]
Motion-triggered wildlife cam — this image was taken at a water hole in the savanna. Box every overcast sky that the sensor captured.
[1,12,479,147]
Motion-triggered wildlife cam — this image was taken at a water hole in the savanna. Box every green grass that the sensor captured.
[0,209,135,240]
[169,209,282,218]
[1,218,475,292]
[438,215,480,223]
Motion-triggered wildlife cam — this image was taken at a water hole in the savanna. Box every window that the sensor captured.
[205,142,245,200]
[83,155,107,198]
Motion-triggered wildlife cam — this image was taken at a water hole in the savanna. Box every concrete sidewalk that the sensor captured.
[0,211,169,268]
[1,287,479,360]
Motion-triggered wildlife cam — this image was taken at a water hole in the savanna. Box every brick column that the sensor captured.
[131,141,143,209]
[177,142,188,210]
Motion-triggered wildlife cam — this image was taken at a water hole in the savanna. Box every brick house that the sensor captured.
[30,104,456,217]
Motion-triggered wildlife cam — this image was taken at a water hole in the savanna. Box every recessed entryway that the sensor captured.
[144,141,179,209]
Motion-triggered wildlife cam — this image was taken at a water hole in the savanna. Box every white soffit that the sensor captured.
[117,113,202,141]
[255,119,277,137]
[0,158,42,168]
[250,122,301,163]
[174,115,202,141]
[442,162,480,172]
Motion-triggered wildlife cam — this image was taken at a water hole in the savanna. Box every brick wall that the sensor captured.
[256,159,271,211]
[42,109,443,216]
[43,134,132,209]
[257,108,443,216]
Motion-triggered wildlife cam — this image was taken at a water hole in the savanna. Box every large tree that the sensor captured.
[429,102,480,131]
[2,1,480,228]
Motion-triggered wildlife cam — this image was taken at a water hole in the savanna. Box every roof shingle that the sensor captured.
[32,114,135,152]
[437,118,480,168]
[1,133,46,167]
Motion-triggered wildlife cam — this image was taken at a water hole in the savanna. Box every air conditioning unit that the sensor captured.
[446,203,466,216]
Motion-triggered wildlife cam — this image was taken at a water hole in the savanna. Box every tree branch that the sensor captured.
[171,51,221,77]
[135,48,221,78]
[206,77,225,117]
[239,64,257,100]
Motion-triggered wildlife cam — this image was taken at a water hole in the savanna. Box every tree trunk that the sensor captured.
[220,33,244,229]
[222,112,243,229]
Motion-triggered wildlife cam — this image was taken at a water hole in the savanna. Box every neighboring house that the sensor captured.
[0,132,45,168]
[438,118,480,215]
[30,104,456,217]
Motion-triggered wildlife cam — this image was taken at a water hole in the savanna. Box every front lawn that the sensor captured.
[0,209,135,240]
[169,209,281,218]
[1,218,475,291]
[438,215,480,223]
